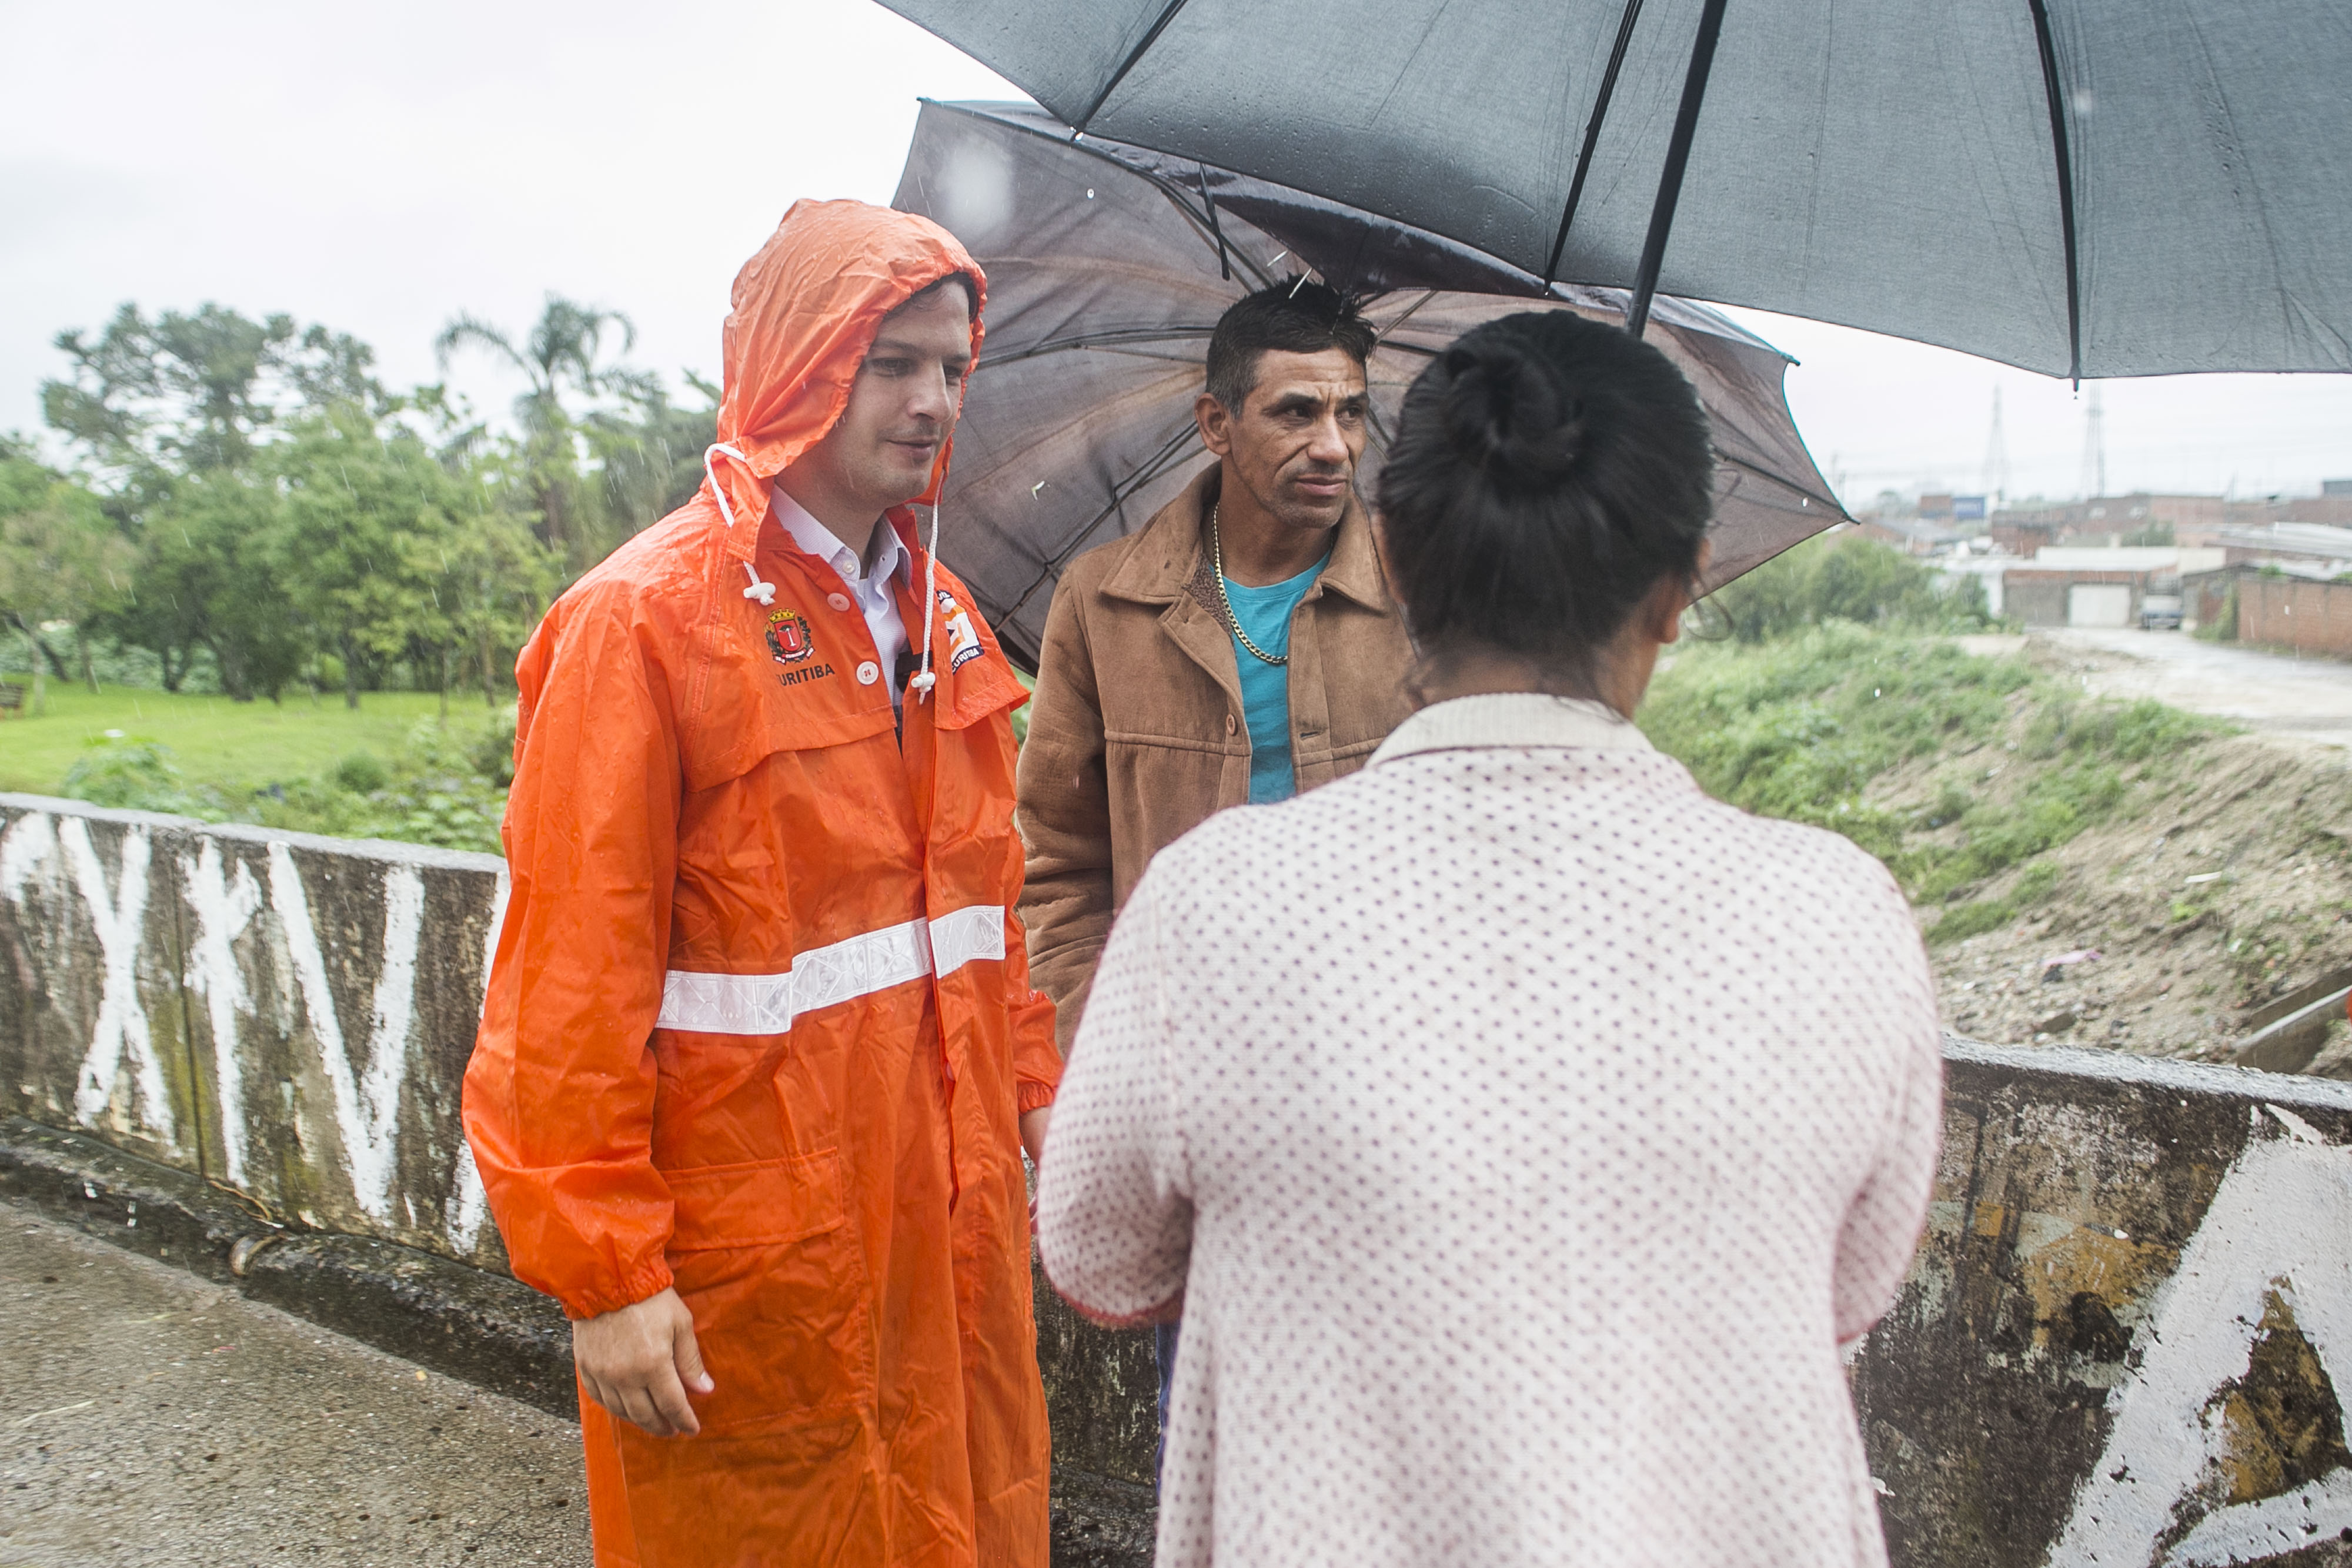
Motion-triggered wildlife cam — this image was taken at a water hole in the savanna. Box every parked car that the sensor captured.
[2140,593,2184,630]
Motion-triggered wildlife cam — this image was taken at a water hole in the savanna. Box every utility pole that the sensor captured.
[2079,384,2106,500]
[1980,387,2011,504]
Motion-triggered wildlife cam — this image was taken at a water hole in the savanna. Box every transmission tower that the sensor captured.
[2078,384,2107,500]
[1980,387,2011,504]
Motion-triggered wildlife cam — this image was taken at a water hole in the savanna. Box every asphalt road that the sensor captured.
[0,1199,590,1567]
[2040,627,2352,747]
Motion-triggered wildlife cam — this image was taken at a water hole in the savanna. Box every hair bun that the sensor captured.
[1437,340,1585,487]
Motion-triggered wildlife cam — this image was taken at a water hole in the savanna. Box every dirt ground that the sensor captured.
[1898,636,2352,1078]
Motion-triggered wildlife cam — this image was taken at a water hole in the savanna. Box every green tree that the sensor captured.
[406,386,560,702]
[142,471,307,699]
[0,439,133,708]
[1709,532,1994,643]
[588,370,720,537]
[44,303,382,479]
[268,407,465,710]
[435,296,648,563]
[43,303,384,691]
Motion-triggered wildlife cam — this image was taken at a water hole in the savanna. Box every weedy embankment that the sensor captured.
[1642,623,2352,1074]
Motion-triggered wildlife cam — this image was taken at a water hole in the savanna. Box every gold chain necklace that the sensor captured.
[1210,503,1288,667]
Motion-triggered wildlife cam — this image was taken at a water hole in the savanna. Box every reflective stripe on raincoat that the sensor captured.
[462,200,1058,1568]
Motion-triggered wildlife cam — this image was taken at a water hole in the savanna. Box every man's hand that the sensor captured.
[573,1287,712,1437]
[1020,1105,1052,1168]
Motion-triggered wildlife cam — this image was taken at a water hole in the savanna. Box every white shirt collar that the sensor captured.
[1370,693,1654,765]
[770,484,913,589]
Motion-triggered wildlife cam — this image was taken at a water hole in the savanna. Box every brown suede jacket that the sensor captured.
[1016,465,1415,1051]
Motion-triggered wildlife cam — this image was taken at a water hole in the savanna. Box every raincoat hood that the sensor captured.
[708,198,986,562]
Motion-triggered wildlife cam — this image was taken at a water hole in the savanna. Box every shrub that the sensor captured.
[1930,897,2016,946]
[1703,532,2001,644]
[333,751,390,794]
[1643,621,2226,931]
[62,740,192,811]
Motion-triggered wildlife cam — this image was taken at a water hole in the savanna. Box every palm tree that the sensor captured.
[435,297,649,558]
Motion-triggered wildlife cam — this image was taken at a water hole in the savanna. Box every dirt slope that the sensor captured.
[1888,641,2352,1075]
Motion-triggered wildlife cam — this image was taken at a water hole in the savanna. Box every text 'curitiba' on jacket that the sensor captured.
[463,200,1061,1568]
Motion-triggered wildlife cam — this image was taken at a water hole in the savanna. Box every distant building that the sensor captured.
[1990,515,2063,556]
[1859,515,1961,556]
[1997,547,2226,629]
[2219,523,2352,576]
[1990,493,2230,549]
[2274,492,2352,527]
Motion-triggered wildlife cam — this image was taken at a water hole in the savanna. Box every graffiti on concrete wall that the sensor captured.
[2046,1105,2352,1567]
[0,797,505,1269]
[1853,1043,2352,1568]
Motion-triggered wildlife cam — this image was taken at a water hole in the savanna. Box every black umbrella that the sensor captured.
[878,0,2352,383]
[895,100,1842,669]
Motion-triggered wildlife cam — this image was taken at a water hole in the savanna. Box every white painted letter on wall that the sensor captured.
[266,843,422,1222]
[182,840,263,1184]
[57,820,169,1144]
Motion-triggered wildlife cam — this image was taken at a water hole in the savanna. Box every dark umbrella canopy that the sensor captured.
[878,1,2352,381]
[895,100,1840,670]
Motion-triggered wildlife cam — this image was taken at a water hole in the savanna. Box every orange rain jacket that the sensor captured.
[463,200,1059,1568]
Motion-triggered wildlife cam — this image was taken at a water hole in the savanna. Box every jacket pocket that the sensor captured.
[662,1149,874,1437]
[664,1151,846,1251]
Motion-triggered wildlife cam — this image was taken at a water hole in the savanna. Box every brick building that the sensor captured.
[2238,574,2352,656]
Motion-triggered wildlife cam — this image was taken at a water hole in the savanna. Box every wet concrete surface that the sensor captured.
[0,1198,589,1567]
[2042,627,2352,748]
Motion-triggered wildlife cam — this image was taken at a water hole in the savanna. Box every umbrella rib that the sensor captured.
[1002,423,1204,623]
[1626,0,1729,338]
[2026,0,2084,386]
[1543,0,1649,288]
[982,326,1217,370]
[1373,290,1441,343]
[1714,452,1846,519]
[1198,162,1233,281]
[1073,0,1196,136]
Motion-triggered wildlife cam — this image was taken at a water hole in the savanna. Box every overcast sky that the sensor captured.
[6,0,2347,507]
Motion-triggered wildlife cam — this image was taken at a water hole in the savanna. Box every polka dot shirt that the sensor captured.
[1036,693,1944,1568]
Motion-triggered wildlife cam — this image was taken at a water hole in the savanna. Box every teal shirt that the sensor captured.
[1222,557,1328,804]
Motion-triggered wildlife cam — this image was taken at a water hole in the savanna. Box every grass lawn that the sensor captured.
[0,683,508,798]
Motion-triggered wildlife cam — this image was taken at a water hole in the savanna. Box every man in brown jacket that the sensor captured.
[1015,278,1414,1466]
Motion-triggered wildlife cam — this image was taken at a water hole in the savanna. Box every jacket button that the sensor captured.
[827,592,853,613]
[1225,714,1237,735]
[856,661,881,686]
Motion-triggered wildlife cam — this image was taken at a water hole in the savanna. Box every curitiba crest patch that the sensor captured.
[766,607,816,664]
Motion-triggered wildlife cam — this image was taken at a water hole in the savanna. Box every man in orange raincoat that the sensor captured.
[464,199,1059,1568]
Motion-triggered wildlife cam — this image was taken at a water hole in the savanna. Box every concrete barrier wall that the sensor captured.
[0,794,507,1270]
[6,793,2351,1566]
[2241,576,2352,657]
[1856,1041,2352,1567]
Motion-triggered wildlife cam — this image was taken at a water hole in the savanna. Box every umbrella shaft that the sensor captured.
[1627,0,1729,337]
